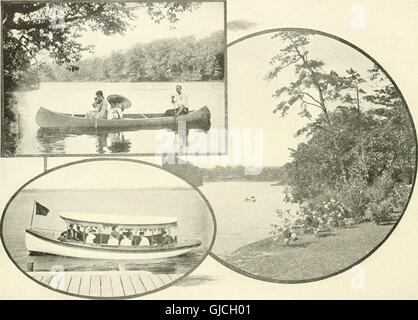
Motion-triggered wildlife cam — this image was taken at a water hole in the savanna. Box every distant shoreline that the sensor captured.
[37,80,225,84]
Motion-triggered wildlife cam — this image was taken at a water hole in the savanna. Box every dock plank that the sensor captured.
[110,274,124,297]
[158,274,173,286]
[149,273,164,288]
[101,275,112,297]
[79,274,91,296]
[138,273,156,291]
[167,273,181,282]
[32,274,43,282]
[67,274,81,295]
[40,274,53,286]
[63,274,72,292]
[129,274,146,294]
[90,275,101,297]
[120,274,135,296]
[29,271,182,297]
[49,272,66,291]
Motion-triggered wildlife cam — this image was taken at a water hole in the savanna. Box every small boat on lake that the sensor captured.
[244,196,256,202]
[35,106,211,131]
[25,208,201,260]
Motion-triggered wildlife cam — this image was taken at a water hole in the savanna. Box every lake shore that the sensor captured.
[222,222,393,281]
[200,182,297,257]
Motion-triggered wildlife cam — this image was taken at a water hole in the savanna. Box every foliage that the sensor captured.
[267,31,416,232]
[364,174,412,223]
[41,31,225,82]
[200,165,289,183]
[272,198,349,239]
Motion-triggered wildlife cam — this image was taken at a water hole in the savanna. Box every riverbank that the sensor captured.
[222,222,393,281]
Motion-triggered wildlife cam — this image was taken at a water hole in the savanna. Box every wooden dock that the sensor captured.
[28,270,181,298]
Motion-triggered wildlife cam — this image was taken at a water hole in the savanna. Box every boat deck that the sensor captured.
[28,270,181,298]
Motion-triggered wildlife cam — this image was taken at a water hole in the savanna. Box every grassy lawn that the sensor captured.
[223,222,393,281]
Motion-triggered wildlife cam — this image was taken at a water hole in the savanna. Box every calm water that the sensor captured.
[14,82,225,155]
[200,181,297,258]
[1,188,214,274]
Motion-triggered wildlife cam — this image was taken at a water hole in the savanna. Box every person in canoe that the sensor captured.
[107,102,124,120]
[165,84,189,116]
[86,90,108,119]
[107,94,131,120]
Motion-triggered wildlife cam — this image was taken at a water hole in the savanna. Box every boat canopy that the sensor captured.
[59,212,178,229]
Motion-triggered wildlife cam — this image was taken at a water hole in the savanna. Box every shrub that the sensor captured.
[365,182,412,223]
[273,197,349,237]
[364,200,392,224]
[333,177,369,222]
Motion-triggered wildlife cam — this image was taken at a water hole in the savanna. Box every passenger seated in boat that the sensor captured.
[108,234,119,246]
[150,229,164,245]
[86,90,108,119]
[85,229,96,244]
[111,226,119,239]
[67,224,76,240]
[76,225,85,242]
[100,225,111,244]
[161,229,175,246]
[58,231,68,242]
[138,232,150,247]
[107,102,124,120]
[120,232,133,246]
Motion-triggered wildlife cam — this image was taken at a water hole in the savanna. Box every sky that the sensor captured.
[79,2,225,58]
[186,30,384,168]
[25,161,188,190]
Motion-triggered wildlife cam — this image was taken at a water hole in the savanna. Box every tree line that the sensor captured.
[198,165,288,183]
[39,31,224,83]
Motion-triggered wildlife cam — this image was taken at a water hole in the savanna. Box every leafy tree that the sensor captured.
[266,31,415,221]
[340,68,366,113]
[265,31,342,124]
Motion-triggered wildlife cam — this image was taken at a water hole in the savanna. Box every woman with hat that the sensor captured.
[86,90,109,119]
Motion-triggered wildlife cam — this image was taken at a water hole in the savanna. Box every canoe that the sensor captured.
[35,106,211,131]
[25,229,201,260]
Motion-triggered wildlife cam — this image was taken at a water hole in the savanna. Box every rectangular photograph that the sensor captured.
[1,1,226,156]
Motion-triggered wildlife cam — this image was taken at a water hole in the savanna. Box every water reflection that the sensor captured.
[97,132,132,153]
[36,125,202,154]
[37,128,134,154]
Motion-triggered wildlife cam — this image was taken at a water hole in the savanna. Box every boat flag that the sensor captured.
[34,201,49,216]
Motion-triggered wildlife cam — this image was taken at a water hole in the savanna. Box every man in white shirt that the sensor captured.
[170,84,189,116]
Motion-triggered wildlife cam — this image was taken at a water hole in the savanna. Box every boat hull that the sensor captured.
[25,229,200,260]
[35,106,211,131]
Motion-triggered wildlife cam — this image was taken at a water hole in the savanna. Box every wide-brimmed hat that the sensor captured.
[107,94,131,110]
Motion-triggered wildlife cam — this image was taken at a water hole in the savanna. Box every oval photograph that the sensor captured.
[204,28,416,282]
[0,159,215,298]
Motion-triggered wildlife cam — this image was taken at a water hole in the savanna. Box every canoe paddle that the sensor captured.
[172,97,179,154]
